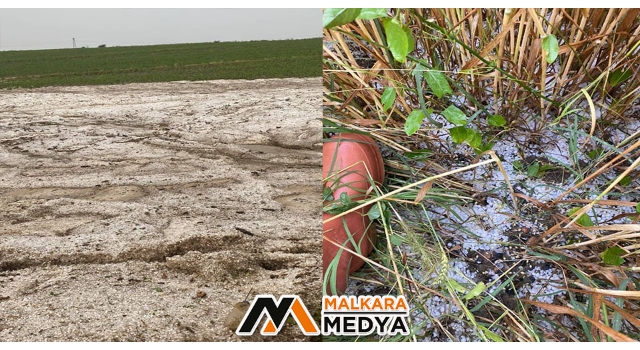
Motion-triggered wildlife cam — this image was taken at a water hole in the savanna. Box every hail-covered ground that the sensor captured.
[0,78,323,341]
[346,106,640,341]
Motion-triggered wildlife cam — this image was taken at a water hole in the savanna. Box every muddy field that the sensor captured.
[0,78,322,341]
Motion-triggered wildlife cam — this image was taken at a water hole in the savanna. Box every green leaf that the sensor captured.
[380,87,396,111]
[412,65,443,128]
[339,192,351,205]
[512,160,523,171]
[322,118,339,128]
[423,70,452,98]
[527,161,540,177]
[636,203,640,213]
[487,114,507,127]
[539,164,557,173]
[478,326,504,342]
[442,105,468,126]
[382,18,410,63]
[477,142,495,153]
[567,207,594,227]
[323,8,361,29]
[389,235,403,246]
[403,26,415,57]
[367,204,381,220]
[323,187,333,201]
[578,215,594,227]
[404,149,433,160]
[448,280,467,294]
[464,282,486,300]
[449,126,468,144]
[619,175,631,186]
[357,8,388,20]
[587,148,603,160]
[450,126,482,150]
[542,34,559,64]
[323,201,360,215]
[466,129,482,150]
[600,246,626,266]
[383,205,392,226]
[609,68,632,87]
[404,110,426,136]
[527,248,567,261]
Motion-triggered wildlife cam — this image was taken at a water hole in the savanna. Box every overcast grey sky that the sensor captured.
[0,8,321,51]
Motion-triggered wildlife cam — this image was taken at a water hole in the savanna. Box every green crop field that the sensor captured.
[0,38,322,89]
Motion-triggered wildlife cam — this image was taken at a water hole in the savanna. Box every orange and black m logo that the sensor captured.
[236,295,320,336]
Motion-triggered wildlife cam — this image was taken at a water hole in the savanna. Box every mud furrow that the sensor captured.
[0,234,250,271]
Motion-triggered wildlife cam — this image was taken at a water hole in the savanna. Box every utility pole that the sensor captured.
[73,37,76,48]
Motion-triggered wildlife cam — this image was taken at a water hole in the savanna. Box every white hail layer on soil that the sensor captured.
[347,107,639,341]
